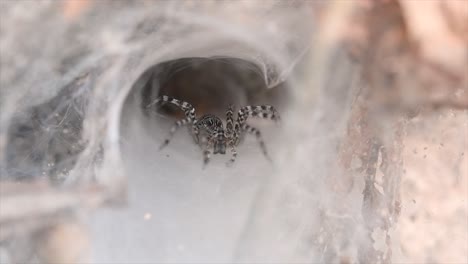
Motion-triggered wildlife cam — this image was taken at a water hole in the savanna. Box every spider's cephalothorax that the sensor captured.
[147,95,280,168]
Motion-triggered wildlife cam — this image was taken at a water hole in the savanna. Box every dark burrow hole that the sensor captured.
[137,57,290,120]
[121,56,291,166]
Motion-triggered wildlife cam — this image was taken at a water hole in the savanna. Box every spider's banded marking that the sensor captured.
[150,95,280,168]
[235,105,280,139]
[242,123,270,160]
[147,95,196,120]
[159,117,192,149]
[226,145,237,167]
[225,104,235,136]
[203,149,211,168]
[251,112,278,120]
[236,105,280,123]
[161,95,194,111]
[147,96,198,149]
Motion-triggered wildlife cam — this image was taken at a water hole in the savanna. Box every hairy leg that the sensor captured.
[159,117,192,150]
[192,123,200,144]
[202,149,211,169]
[147,95,196,120]
[225,104,235,136]
[226,143,238,167]
[236,105,280,134]
[242,123,271,161]
[199,135,213,168]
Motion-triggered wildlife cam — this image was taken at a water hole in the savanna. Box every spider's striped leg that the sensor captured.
[225,104,235,137]
[242,123,271,161]
[147,95,196,120]
[236,105,280,129]
[225,105,238,167]
[199,135,212,169]
[159,117,192,150]
[226,143,238,167]
[202,149,211,169]
[192,123,200,144]
[232,122,241,146]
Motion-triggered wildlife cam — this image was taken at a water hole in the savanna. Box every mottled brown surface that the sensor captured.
[399,110,467,263]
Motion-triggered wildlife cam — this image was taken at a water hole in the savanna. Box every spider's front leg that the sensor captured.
[236,105,280,127]
[225,104,235,136]
[224,106,239,167]
[199,135,212,169]
[147,95,196,120]
[159,117,192,150]
[202,149,211,169]
[146,95,198,150]
[242,123,272,162]
[192,124,200,144]
[225,141,238,167]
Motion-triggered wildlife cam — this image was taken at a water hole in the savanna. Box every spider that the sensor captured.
[147,95,280,167]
